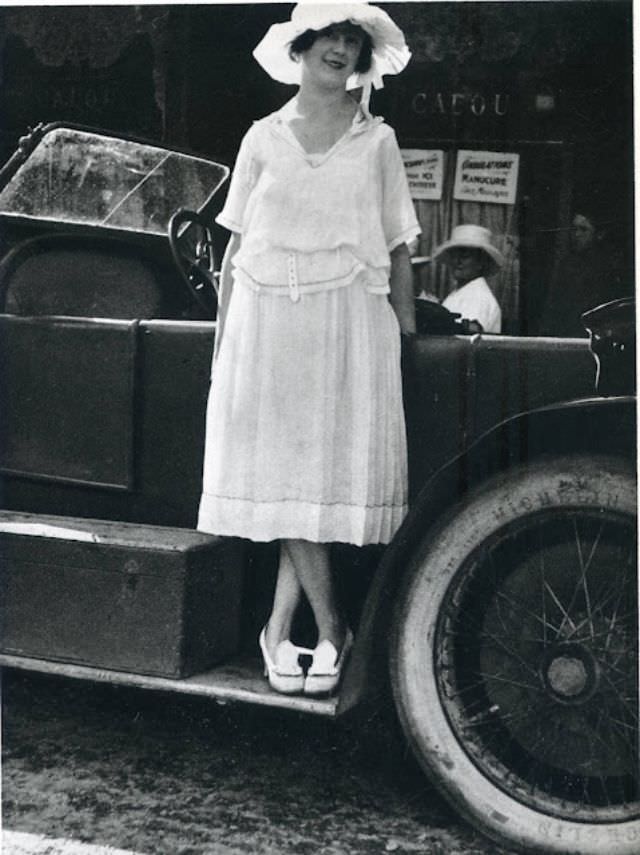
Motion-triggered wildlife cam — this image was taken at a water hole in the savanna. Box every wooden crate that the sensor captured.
[0,513,245,678]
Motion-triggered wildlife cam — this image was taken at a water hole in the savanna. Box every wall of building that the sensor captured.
[0,6,172,151]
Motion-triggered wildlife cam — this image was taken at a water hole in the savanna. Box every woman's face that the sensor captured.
[301,23,365,88]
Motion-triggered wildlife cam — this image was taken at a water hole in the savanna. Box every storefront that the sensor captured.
[0,2,633,334]
[378,2,633,334]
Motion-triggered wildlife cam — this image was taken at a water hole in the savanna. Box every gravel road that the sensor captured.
[2,669,515,854]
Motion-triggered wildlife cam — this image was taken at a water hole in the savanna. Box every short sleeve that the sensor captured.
[379,128,421,252]
[215,125,260,233]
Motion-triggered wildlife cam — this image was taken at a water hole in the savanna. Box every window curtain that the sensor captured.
[412,150,521,333]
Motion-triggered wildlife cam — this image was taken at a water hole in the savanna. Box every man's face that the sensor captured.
[571,215,595,253]
[447,248,486,285]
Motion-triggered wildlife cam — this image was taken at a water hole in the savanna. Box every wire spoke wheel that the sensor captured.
[391,456,639,854]
[438,509,637,821]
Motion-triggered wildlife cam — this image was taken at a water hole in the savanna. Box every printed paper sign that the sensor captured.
[401,149,444,200]
[453,150,519,204]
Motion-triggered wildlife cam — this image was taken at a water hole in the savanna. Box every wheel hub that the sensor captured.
[541,644,598,703]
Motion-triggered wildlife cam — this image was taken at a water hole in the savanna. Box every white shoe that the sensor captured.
[304,628,354,696]
[259,627,305,694]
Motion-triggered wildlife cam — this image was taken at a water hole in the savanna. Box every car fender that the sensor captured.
[337,395,636,714]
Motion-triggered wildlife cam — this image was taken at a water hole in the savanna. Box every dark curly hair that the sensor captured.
[288,23,373,74]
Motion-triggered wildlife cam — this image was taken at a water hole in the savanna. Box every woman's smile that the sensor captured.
[323,56,347,70]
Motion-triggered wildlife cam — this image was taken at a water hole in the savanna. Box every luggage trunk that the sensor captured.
[0,512,245,678]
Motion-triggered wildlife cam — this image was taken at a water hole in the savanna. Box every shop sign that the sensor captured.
[411,92,510,118]
[453,150,519,204]
[401,149,444,200]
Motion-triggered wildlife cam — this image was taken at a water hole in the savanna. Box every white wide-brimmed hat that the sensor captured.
[253,3,411,95]
[433,224,505,271]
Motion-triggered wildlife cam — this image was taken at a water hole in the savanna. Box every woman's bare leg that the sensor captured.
[264,543,302,656]
[283,538,345,649]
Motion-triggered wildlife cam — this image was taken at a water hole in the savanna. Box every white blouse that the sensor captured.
[442,276,502,333]
[216,100,420,298]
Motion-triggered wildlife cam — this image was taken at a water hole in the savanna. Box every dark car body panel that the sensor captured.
[404,334,594,495]
[1,315,137,489]
[1,316,213,526]
[0,315,595,528]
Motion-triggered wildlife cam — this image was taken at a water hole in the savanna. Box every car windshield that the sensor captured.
[0,127,229,236]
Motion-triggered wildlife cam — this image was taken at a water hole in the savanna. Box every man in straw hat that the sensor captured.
[433,224,504,333]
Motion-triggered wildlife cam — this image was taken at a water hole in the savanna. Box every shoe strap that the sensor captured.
[274,639,303,675]
[308,640,339,676]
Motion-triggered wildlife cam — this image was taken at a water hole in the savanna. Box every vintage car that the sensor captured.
[0,124,636,855]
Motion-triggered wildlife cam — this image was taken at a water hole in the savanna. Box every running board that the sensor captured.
[0,654,340,717]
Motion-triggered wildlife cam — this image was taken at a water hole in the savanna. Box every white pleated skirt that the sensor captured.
[197,270,408,546]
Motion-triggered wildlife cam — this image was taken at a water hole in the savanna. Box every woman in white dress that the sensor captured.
[197,3,419,695]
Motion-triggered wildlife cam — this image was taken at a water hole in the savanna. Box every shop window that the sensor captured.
[410,149,519,333]
[407,143,573,336]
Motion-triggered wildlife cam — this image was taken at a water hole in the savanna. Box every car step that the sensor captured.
[0,653,340,716]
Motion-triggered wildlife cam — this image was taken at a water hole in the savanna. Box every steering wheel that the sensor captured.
[168,209,218,318]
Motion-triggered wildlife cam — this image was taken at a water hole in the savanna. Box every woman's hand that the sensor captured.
[389,242,416,335]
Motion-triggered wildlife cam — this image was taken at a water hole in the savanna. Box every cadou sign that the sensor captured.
[411,91,510,118]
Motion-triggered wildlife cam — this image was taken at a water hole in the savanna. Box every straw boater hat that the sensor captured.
[253,2,411,110]
[432,224,505,273]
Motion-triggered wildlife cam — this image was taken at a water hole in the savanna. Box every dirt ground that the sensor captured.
[1,669,516,855]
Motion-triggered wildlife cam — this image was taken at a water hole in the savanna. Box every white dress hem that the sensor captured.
[198,493,408,547]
